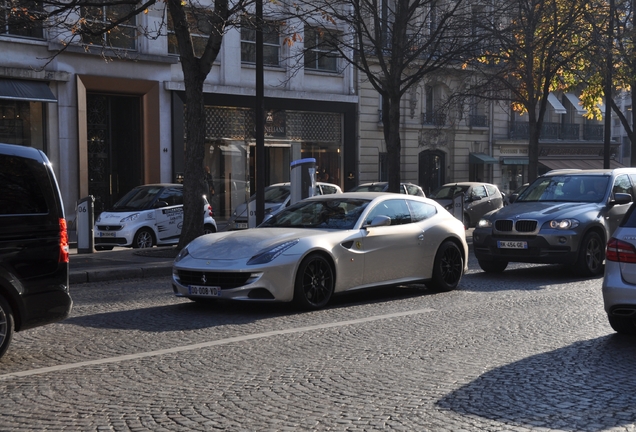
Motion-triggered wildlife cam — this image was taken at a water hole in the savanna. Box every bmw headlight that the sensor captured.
[549,219,580,230]
[478,219,492,228]
[247,239,300,265]
[120,213,140,223]
[174,246,189,263]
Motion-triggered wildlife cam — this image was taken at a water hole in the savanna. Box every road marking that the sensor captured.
[0,308,435,381]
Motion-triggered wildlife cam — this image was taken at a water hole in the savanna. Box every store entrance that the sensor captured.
[86,93,142,212]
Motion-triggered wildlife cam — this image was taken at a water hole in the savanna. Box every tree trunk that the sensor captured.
[383,93,402,193]
[178,76,207,249]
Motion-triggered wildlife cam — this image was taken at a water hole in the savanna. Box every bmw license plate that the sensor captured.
[188,285,221,297]
[497,240,528,249]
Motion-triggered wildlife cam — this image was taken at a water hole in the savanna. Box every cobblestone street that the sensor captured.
[0,257,634,431]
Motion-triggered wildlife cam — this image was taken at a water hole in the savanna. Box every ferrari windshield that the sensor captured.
[260,198,370,229]
[517,175,610,203]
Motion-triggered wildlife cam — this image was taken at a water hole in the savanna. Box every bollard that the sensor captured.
[76,195,95,254]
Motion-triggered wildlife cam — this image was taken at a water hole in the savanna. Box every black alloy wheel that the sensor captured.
[294,254,334,310]
[427,241,463,292]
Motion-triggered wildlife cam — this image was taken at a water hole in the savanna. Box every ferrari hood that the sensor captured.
[185,228,321,260]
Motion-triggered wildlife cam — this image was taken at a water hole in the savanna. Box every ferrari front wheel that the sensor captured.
[294,254,334,310]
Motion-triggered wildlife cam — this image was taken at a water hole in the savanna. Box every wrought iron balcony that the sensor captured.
[421,112,446,126]
[509,122,603,141]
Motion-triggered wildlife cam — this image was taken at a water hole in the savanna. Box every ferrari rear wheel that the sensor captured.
[427,241,463,292]
[294,254,334,310]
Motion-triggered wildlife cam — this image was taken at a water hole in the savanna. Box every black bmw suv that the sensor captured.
[0,143,73,359]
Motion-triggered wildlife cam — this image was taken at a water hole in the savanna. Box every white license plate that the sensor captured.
[98,232,116,237]
[188,285,221,297]
[234,223,248,229]
[497,240,528,249]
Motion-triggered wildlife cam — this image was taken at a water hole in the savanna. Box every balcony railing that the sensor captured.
[469,114,488,127]
[509,122,604,141]
[421,112,446,126]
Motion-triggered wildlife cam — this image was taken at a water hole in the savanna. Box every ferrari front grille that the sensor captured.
[177,270,252,289]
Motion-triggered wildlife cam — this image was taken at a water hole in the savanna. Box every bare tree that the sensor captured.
[468,0,594,181]
[9,0,252,248]
[283,0,479,192]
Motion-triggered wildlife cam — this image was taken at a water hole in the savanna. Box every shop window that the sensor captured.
[241,18,280,66]
[0,99,45,151]
[167,7,211,57]
[304,27,339,72]
[0,0,43,38]
[80,4,137,50]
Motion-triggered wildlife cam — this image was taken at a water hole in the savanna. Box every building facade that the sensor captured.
[0,3,357,225]
[357,70,617,197]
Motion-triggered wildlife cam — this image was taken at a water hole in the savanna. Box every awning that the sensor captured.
[501,157,529,165]
[0,79,57,103]
[547,92,567,114]
[564,93,587,115]
[539,158,626,171]
[469,152,498,164]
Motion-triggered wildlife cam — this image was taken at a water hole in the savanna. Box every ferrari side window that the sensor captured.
[407,200,436,222]
[366,199,412,225]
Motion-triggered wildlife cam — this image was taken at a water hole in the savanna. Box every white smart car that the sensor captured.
[94,183,217,250]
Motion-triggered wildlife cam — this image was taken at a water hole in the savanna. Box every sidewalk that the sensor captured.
[69,246,177,285]
[68,228,474,285]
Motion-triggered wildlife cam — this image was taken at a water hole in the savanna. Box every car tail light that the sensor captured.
[59,218,69,263]
[606,237,636,263]
[208,204,214,217]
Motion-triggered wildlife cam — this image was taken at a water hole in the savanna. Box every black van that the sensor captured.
[0,143,73,359]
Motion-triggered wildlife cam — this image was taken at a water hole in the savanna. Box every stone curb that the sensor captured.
[70,263,173,284]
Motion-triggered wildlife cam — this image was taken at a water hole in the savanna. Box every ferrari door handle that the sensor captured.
[418,233,424,241]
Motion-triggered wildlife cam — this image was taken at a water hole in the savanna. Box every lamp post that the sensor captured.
[604,0,614,169]
[255,0,265,225]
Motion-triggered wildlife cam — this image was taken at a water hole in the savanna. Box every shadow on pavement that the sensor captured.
[436,334,636,431]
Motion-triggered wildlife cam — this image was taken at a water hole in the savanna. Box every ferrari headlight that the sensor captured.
[478,219,492,228]
[549,219,579,230]
[120,213,140,223]
[247,239,299,265]
[174,246,189,263]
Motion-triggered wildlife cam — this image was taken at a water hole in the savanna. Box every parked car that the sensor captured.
[229,182,343,230]
[172,193,468,310]
[473,168,636,275]
[0,143,73,359]
[349,182,425,196]
[429,182,504,228]
[94,184,217,249]
[603,202,636,334]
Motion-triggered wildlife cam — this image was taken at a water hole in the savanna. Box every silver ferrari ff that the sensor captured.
[172,192,468,310]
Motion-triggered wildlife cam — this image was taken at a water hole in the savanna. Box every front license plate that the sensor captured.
[188,285,221,297]
[234,223,248,229]
[98,232,116,237]
[497,240,528,249]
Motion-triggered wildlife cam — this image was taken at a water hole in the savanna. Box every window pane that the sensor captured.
[263,45,279,65]
[318,55,337,71]
[241,42,256,63]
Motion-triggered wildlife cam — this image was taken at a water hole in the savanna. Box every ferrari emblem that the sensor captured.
[356,241,362,249]
[201,274,207,284]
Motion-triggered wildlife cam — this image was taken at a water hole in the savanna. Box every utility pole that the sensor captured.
[604,0,614,168]
[255,0,265,225]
